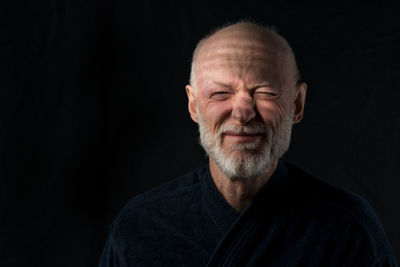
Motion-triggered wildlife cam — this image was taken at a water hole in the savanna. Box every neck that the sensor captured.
[209,159,278,213]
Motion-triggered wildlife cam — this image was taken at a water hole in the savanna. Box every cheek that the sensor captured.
[256,101,289,130]
[201,100,232,131]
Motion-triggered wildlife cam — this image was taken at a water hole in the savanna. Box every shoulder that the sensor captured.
[109,166,207,239]
[284,162,394,260]
[285,162,377,221]
[124,166,205,208]
[285,162,370,208]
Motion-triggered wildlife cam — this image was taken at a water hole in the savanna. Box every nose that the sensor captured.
[231,92,256,125]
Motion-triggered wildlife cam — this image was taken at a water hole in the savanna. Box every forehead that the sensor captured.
[195,31,284,87]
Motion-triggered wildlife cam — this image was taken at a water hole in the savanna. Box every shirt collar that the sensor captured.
[200,160,288,235]
[200,165,239,235]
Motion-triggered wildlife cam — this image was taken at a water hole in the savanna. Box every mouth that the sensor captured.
[223,131,263,143]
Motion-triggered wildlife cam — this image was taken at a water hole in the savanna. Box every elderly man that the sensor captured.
[99,22,397,266]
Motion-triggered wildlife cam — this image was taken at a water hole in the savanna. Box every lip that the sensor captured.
[223,132,262,142]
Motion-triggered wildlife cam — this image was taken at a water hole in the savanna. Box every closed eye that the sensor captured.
[213,91,229,95]
[254,91,278,96]
[209,91,232,100]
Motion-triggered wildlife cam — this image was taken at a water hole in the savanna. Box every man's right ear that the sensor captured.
[186,85,198,123]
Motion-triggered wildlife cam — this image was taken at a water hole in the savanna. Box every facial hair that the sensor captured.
[197,107,293,180]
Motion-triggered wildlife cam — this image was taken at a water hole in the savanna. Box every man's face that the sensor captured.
[187,28,305,179]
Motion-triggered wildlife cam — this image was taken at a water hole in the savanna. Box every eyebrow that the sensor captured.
[251,82,272,88]
[213,81,272,89]
[213,81,232,89]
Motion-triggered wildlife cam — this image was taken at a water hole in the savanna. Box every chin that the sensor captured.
[217,148,274,180]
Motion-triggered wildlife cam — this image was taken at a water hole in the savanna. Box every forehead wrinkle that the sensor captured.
[197,27,280,56]
[195,32,288,91]
[197,53,282,90]
[200,37,277,59]
[197,44,278,74]
[191,23,300,91]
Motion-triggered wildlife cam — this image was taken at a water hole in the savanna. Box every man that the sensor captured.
[99,22,397,266]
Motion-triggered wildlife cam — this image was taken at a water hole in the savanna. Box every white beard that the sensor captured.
[197,107,293,180]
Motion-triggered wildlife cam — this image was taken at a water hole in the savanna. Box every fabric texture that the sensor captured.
[99,162,398,266]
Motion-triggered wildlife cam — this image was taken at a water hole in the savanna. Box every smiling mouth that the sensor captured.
[223,132,263,142]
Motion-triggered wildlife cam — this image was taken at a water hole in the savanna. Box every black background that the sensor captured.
[1,1,399,266]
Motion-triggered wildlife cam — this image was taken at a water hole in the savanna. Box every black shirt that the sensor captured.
[99,162,397,266]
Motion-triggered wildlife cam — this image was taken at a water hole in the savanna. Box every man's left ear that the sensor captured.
[292,82,307,124]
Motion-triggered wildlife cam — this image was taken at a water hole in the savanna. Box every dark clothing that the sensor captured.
[99,162,397,266]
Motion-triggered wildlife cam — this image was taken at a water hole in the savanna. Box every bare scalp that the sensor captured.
[190,22,299,93]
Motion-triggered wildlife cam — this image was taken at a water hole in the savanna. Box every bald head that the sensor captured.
[190,22,300,93]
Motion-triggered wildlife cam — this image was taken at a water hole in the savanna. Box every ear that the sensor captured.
[186,85,198,123]
[292,82,307,124]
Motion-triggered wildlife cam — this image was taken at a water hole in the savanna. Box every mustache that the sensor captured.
[218,122,267,135]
